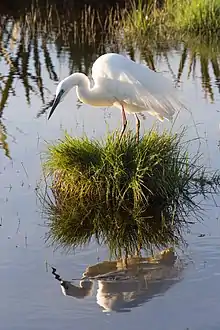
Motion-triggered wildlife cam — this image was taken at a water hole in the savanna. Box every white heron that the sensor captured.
[48,53,182,141]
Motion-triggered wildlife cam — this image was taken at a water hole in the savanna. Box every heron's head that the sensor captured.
[48,77,73,119]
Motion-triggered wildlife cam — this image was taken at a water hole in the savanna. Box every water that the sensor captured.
[1,3,220,329]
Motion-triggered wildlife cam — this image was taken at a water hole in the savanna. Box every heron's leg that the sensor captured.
[135,241,142,257]
[119,104,127,140]
[134,113,140,143]
[124,248,128,269]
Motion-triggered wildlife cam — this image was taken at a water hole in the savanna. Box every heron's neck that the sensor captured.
[70,72,113,107]
[70,72,91,99]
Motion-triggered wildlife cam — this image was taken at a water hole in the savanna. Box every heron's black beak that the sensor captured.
[48,91,62,120]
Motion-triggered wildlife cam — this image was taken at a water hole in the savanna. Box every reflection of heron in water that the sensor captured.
[52,250,183,313]
[96,265,181,313]
[51,267,94,299]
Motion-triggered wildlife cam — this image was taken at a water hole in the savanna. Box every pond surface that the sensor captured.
[1,3,220,330]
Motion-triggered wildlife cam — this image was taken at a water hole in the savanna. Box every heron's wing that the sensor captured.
[92,53,183,120]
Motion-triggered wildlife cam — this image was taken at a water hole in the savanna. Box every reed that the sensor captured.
[122,0,220,38]
[164,0,220,36]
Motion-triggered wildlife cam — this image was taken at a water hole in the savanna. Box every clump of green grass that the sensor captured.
[41,130,220,258]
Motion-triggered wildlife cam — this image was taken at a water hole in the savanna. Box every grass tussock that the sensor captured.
[41,130,220,258]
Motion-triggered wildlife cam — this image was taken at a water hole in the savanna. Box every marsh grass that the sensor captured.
[0,121,10,158]
[41,130,220,258]
[122,0,220,39]
[164,0,220,36]
[122,0,166,40]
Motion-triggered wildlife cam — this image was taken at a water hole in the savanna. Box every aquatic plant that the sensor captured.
[41,130,220,258]
[0,121,10,158]
[122,0,220,37]
[164,0,220,36]
[121,0,166,40]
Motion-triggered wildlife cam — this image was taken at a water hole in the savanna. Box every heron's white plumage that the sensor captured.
[91,53,181,121]
[49,53,183,130]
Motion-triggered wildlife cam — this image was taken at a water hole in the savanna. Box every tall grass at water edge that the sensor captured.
[122,0,220,38]
[165,0,220,35]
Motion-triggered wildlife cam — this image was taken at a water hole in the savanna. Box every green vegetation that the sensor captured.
[122,0,220,38]
[164,0,220,35]
[41,130,220,258]
[0,121,10,158]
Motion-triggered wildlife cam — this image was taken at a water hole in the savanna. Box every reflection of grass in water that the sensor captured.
[190,38,220,101]
[0,20,49,111]
[0,4,122,114]
[0,121,10,158]
[174,37,220,103]
[41,130,220,258]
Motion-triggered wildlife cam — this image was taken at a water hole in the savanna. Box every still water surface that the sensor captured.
[1,4,220,330]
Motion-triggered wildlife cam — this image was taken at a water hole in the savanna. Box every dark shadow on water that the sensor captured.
[51,252,183,313]
[0,0,127,15]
